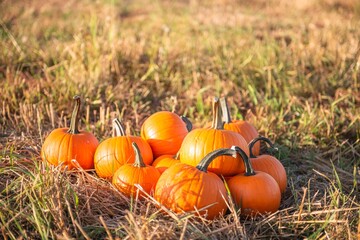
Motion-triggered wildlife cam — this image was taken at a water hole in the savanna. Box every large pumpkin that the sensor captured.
[249,137,287,193]
[226,146,281,216]
[41,96,99,170]
[220,97,260,156]
[179,97,249,176]
[154,148,235,219]
[94,118,153,179]
[141,111,192,158]
[112,142,160,199]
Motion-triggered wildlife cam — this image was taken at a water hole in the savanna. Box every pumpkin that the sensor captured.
[94,118,153,179]
[141,111,192,158]
[154,147,236,219]
[226,146,281,216]
[41,95,99,170]
[219,97,260,156]
[179,97,249,176]
[152,152,180,174]
[249,137,287,193]
[112,142,160,199]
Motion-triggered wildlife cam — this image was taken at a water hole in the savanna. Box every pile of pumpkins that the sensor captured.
[41,95,287,219]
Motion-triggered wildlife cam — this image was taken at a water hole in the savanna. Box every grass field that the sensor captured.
[1,0,359,239]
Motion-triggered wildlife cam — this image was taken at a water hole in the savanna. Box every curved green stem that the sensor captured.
[211,97,224,130]
[196,148,237,172]
[231,146,255,176]
[220,97,232,124]
[67,95,81,134]
[248,136,277,158]
[180,116,193,132]
[112,118,126,137]
[132,142,146,168]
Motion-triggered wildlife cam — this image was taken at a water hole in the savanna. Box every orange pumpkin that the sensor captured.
[220,97,260,156]
[112,142,160,199]
[41,96,99,170]
[226,146,281,216]
[141,111,192,158]
[94,118,153,179]
[154,148,235,219]
[179,97,249,176]
[249,137,287,193]
[152,152,180,174]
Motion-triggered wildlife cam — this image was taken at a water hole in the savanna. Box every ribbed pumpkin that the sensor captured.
[112,142,160,199]
[179,97,249,176]
[155,148,234,219]
[249,137,287,193]
[41,96,99,170]
[226,146,281,216]
[220,97,260,156]
[141,111,192,158]
[94,118,153,179]
[152,152,180,174]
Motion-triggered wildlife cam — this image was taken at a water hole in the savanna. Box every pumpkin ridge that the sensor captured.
[195,130,203,164]
[194,171,204,209]
[213,175,225,212]
[164,165,186,209]
[116,136,125,166]
[56,132,69,166]
[220,131,227,171]
[183,168,199,210]
[67,134,74,166]
[202,129,213,163]
[105,139,120,174]
[188,168,202,211]
[125,137,133,164]
[207,130,218,170]
[96,152,116,164]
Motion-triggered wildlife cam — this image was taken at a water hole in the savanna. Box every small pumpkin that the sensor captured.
[179,97,249,176]
[152,152,180,174]
[41,95,99,170]
[226,146,281,216]
[141,111,192,158]
[154,148,235,219]
[249,137,287,193]
[112,142,160,199]
[220,97,260,156]
[94,118,153,179]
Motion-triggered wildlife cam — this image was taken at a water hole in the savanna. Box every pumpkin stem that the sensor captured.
[112,118,126,137]
[231,146,256,176]
[211,97,224,130]
[67,95,81,134]
[196,148,237,172]
[220,97,232,123]
[248,136,277,158]
[132,142,146,168]
[180,115,193,132]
